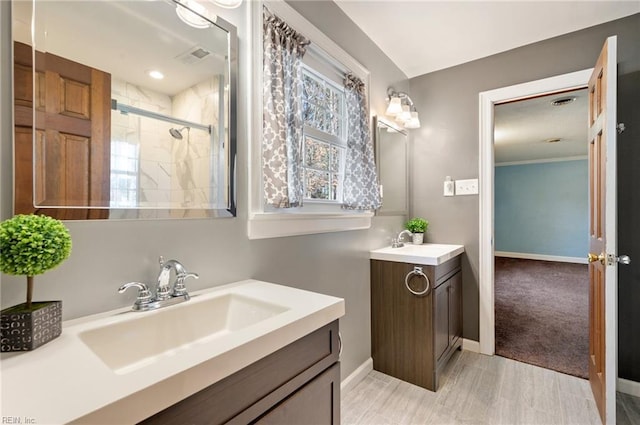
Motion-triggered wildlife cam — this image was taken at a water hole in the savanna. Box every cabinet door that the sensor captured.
[434,281,449,362]
[254,363,340,425]
[449,271,463,345]
[371,260,435,389]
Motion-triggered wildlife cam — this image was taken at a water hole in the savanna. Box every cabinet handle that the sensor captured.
[404,266,430,296]
[338,331,343,358]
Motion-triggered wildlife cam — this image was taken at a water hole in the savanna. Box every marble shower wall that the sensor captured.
[110,75,222,210]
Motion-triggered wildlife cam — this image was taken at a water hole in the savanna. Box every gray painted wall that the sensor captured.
[0,1,408,381]
[409,14,640,377]
[617,69,640,382]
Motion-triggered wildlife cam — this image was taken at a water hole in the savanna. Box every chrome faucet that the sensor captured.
[392,229,413,248]
[118,256,199,312]
[157,256,199,300]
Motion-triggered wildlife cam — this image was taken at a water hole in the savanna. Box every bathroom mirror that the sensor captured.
[374,116,409,216]
[12,0,237,219]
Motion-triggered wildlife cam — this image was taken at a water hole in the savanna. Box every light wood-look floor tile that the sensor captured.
[342,350,603,425]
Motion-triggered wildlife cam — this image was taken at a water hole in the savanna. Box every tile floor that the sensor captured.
[342,350,605,425]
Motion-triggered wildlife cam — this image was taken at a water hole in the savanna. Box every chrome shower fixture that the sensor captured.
[169,127,190,140]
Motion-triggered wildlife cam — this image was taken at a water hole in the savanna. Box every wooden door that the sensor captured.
[13,41,111,219]
[587,36,617,425]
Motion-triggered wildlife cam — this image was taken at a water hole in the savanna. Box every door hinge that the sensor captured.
[617,123,626,134]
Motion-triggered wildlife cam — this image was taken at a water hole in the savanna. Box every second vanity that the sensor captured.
[370,243,464,392]
[0,280,344,424]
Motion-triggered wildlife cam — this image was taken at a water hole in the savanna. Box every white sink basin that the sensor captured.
[79,293,289,374]
[1,280,345,424]
[370,243,465,265]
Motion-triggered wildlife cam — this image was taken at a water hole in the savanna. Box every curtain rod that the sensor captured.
[111,99,212,134]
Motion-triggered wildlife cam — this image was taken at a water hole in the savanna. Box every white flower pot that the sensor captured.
[412,233,424,245]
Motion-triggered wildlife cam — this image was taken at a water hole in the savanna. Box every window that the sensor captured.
[250,0,374,239]
[301,66,346,202]
[110,140,139,208]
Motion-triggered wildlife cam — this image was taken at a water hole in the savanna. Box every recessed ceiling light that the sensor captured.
[148,70,164,80]
[551,97,576,107]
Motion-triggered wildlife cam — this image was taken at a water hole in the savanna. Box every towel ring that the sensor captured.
[405,266,430,296]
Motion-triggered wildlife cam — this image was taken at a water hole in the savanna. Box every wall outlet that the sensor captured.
[455,178,479,195]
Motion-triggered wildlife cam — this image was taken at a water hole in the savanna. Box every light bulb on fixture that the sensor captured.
[405,111,421,129]
[208,0,243,8]
[398,105,411,122]
[176,0,214,29]
[385,96,402,116]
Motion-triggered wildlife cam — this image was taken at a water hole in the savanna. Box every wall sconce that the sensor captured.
[385,88,420,129]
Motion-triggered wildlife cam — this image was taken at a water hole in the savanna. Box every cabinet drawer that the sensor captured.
[140,321,339,425]
[254,363,340,425]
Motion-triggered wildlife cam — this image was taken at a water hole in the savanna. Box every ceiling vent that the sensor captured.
[551,96,576,106]
[176,46,212,65]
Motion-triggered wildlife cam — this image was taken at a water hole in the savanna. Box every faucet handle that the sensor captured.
[172,272,199,298]
[118,282,154,309]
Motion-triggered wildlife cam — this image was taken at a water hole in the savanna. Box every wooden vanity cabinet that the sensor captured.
[140,321,340,425]
[371,256,462,391]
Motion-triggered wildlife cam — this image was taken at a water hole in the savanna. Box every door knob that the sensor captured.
[587,253,605,264]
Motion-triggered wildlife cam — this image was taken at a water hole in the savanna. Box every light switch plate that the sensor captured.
[455,178,479,195]
[444,180,455,197]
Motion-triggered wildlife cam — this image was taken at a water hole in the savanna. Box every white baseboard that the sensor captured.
[618,377,640,397]
[462,338,480,353]
[341,357,373,394]
[495,251,587,264]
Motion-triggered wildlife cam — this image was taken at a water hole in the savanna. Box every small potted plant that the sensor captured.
[405,217,429,245]
[0,214,72,351]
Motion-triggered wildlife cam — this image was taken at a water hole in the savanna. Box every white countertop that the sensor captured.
[0,280,345,424]
[370,243,465,265]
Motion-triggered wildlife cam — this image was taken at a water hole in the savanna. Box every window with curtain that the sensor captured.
[262,6,380,214]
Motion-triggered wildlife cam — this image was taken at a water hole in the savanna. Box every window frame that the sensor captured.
[301,63,347,204]
[249,0,373,240]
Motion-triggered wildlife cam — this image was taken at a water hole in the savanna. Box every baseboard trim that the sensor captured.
[341,357,373,394]
[495,251,587,264]
[618,377,640,397]
[462,338,480,353]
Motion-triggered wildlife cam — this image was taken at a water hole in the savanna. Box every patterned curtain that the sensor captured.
[262,8,309,208]
[342,74,381,210]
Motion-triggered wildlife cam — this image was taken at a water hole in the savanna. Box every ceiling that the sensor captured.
[334,1,636,163]
[334,1,640,78]
[12,1,229,96]
[494,88,588,164]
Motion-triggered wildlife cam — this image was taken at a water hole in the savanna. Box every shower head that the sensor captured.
[169,127,189,139]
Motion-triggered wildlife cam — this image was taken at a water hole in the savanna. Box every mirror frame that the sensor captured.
[374,115,409,216]
[11,0,237,219]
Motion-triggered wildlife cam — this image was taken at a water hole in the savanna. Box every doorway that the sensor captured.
[492,88,590,378]
[478,69,592,354]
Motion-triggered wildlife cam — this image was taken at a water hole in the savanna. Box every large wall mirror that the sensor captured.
[374,116,408,216]
[12,0,237,219]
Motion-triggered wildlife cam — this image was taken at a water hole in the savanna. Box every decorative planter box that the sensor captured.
[1,301,62,352]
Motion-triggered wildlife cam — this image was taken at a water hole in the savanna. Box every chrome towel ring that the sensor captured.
[405,266,430,296]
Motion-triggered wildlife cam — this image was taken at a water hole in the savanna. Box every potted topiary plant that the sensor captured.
[405,217,429,245]
[0,214,72,351]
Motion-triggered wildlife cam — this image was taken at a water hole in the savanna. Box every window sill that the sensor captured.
[247,211,373,240]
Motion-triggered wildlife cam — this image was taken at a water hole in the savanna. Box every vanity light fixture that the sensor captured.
[208,0,243,8]
[385,88,421,129]
[175,0,216,29]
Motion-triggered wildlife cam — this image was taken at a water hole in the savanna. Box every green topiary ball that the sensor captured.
[0,214,72,277]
